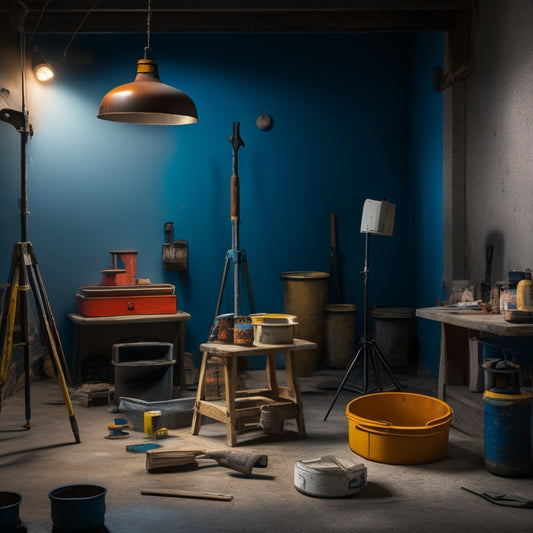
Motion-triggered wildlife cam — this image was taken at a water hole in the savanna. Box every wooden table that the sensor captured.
[191,339,317,446]
[69,312,190,389]
[416,306,533,399]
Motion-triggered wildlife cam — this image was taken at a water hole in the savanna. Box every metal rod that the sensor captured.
[19,23,29,243]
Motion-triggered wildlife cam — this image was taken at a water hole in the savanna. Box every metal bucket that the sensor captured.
[280,271,329,376]
[0,492,22,532]
[483,390,533,477]
[49,484,107,532]
[294,456,367,498]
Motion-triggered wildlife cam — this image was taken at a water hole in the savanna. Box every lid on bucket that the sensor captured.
[327,304,356,313]
[371,307,414,319]
[280,271,329,280]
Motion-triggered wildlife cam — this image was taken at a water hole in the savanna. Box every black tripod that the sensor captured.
[0,21,80,442]
[214,122,255,318]
[324,232,401,421]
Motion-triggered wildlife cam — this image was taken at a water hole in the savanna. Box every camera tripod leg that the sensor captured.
[370,340,403,391]
[323,342,364,421]
[0,243,80,442]
[214,251,255,318]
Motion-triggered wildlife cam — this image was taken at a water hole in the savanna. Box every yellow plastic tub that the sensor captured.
[346,392,453,465]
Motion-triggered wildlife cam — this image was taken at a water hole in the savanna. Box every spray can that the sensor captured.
[517,270,533,311]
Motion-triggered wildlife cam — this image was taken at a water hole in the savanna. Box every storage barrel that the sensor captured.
[280,271,329,376]
[483,390,533,477]
[371,307,415,371]
[346,392,453,464]
[325,304,356,369]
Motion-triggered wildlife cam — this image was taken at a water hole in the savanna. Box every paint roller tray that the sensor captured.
[118,396,196,432]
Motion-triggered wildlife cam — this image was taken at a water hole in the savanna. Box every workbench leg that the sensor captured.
[223,356,238,447]
[265,353,279,397]
[191,351,209,435]
[286,350,306,438]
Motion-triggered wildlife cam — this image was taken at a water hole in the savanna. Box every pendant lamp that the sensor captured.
[97,0,198,125]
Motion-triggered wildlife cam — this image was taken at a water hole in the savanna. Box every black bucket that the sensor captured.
[0,492,22,532]
[49,484,107,532]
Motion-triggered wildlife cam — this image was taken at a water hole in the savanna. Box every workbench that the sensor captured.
[68,312,190,390]
[191,339,317,446]
[416,306,533,400]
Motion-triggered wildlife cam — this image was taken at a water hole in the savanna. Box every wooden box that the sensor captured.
[76,294,177,317]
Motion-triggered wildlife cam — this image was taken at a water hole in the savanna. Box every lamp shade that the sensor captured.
[32,48,54,82]
[97,58,198,125]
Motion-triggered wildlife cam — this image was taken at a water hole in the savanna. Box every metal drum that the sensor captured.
[280,271,329,376]
[483,390,533,477]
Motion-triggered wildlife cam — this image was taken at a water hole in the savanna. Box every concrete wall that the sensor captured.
[463,0,533,282]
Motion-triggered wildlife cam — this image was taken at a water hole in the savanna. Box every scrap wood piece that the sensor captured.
[146,449,204,473]
[141,488,233,501]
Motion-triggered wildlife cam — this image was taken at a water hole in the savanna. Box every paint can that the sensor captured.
[483,390,533,477]
[208,313,234,343]
[294,456,367,498]
[49,484,107,532]
[144,410,162,436]
[233,316,254,345]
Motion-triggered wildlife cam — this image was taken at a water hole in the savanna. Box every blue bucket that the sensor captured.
[49,484,107,532]
[0,491,22,532]
[483,390,533,477]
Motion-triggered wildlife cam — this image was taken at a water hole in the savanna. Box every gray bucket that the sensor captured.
[49,484,107,532]
[0,491,22,532]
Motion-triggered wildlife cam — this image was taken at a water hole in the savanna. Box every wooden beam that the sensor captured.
[0,1,472,34]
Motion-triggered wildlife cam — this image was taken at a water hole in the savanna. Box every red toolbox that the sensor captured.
[76,284,177,317]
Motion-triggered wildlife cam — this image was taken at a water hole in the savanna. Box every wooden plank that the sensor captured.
[141,489,233,502]
[416,307,533,336]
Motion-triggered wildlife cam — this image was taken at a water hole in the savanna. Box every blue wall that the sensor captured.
[0,31,443,375]
[408,33,445,378]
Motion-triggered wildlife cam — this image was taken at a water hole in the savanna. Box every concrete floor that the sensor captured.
[1,370,532,532]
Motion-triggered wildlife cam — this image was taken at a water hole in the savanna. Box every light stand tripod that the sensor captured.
[324,201,401,421]
[214,122,255,318]
[0,20,80,442]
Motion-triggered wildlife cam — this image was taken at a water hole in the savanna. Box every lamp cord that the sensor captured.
[62,0,101,62]
[144,0,152,59]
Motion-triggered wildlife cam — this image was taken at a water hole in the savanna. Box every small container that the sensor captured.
[294,456,367,498]
[233,316,254,345]
[253,323,296,345]
[250,313,297,324]
[208,313,234,343]
[517,271,533,311]
[144,410,162,436]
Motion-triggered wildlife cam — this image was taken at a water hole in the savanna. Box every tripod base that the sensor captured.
[324,338,401,421]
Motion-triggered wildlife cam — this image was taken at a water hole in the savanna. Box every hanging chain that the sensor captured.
[146,0,152,51]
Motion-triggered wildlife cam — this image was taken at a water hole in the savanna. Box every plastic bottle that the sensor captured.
[517,270,533,311]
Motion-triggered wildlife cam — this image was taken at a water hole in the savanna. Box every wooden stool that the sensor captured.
[191,339,317,446]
